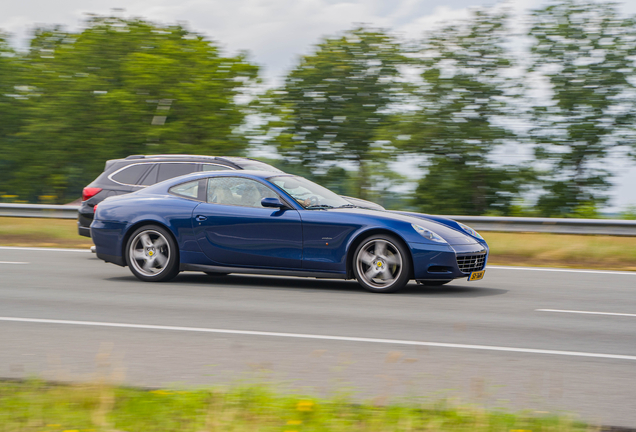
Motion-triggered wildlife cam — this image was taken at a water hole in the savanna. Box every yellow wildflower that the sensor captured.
[296,400,314,411]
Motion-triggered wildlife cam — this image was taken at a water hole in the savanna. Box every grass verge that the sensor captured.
[0,216,635,270]
[0,380,589,432]
[484,232,636,271]
[0,217,93,249]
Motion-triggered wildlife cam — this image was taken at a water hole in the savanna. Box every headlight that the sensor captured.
[458,222,483,239]
[411,224,446,243]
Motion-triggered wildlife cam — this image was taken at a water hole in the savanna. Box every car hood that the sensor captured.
[328,207,479,245]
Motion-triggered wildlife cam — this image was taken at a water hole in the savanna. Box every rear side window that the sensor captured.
[157,163,197,182]
[207,177,279,208]
[169,180,204,201]
[139,164,158,185]
[111,164,151,185]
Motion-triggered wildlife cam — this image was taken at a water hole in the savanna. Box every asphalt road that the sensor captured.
[1,246,636,427]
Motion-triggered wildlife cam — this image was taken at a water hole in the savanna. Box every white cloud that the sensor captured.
[2,0,524,81]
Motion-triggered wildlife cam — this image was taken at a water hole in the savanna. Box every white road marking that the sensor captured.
[538,309,636,318]
[0,261,28,264]
[0,246,90,253]
[1,316,635,362]
[487,266,636,276]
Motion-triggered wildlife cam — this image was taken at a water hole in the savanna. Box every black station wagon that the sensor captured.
[78,154,383,237]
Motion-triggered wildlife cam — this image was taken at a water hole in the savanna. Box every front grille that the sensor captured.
[456,253,486,273]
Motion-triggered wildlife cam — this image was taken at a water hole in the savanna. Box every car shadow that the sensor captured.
[129,273,507,298]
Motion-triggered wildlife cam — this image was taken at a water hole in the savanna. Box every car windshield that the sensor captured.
[268,176,351,209]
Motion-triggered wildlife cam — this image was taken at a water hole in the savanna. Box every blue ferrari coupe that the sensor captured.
[91,171,488,293]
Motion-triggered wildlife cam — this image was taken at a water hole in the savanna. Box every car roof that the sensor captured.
[189,170,290,180]
[122,154,253,162]
[116,154,240,167]
[110,154,278,168]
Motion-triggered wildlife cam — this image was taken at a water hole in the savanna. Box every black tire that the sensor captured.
[352,234,411,293]
[125,224,179,282]
[204,272,229,277]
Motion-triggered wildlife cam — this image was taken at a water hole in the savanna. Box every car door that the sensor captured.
[193,176,303,269]
[298,210,360,272]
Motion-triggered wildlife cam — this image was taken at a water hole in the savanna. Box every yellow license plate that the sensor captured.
[468,270,485,281]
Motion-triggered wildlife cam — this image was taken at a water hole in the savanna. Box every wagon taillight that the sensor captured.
[82,187,102,201]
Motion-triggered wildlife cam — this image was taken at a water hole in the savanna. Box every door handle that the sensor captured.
[195,215,207,222]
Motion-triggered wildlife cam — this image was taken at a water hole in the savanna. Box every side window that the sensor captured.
[157,163,197,183]
[139,164,158,185]
[202,164,232,172]
[169,180,202,200]
[207,177,278,208]
[111,164,151,185]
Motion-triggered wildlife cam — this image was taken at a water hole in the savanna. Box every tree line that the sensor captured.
[1,1,635,217]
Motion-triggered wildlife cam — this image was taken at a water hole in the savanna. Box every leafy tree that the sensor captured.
[389,10,529,215]
[528,1,636,216]
[262,27,407,200]
[620,205,636,220]
[413,160,532,216]
[1,16,258,203]
[0,33,27,199]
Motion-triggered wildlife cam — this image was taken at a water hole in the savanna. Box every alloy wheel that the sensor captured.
[355,239,403,289]
[129,230,170,277]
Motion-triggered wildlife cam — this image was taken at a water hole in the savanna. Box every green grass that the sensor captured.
[0,380,589,432]
[0,217,93,248]
[1,216,635,270]
[484,232,636,271]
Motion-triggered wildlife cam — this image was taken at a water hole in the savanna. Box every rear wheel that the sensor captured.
[126,225,179,282]
[353,234,411,293]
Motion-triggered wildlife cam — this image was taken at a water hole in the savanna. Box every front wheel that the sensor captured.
[353,235,411,293]
[125,225,179,282]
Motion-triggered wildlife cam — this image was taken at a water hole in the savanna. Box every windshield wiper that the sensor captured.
[305,204,334,209]
[336,204,358,208]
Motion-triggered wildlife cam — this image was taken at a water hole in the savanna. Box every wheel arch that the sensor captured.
[121,219,179,264]
[346,228,414,279]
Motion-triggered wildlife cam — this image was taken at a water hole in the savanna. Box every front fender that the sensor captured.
[391,211,487,245]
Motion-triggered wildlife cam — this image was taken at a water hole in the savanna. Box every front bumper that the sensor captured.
[410,241,488,281]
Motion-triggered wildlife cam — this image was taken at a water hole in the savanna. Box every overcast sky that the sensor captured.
[2,0,635,211]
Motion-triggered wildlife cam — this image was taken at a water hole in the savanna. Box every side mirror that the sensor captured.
[261,197,286,209]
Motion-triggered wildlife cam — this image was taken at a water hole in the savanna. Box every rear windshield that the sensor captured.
[202,164,233,172]
[222,157,283,173]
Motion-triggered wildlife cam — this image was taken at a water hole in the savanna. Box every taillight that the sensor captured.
[93,204,98,213]
[82,187,102,201]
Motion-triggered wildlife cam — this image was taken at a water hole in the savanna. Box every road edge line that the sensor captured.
[1,316,635,362]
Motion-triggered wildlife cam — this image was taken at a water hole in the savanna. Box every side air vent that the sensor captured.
[427,266,452,273]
